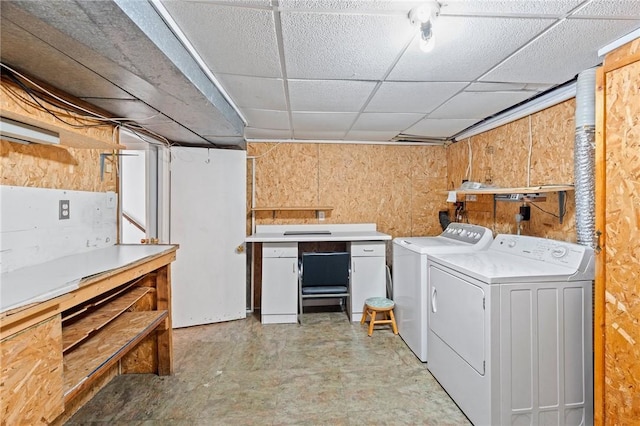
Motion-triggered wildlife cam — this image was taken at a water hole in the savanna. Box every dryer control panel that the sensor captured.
[441,223,493,245]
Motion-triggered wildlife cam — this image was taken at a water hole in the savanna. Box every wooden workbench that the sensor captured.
[0,244,178,425]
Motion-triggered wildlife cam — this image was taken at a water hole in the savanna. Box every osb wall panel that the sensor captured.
[603,56,640,424]
[247,142,448,238]
[0,80,118,192]
[446,100,576,240]
[0,316,64,425]
[0,141,117,191]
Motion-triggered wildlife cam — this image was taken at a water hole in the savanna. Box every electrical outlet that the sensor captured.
[318,210,325,221]
[59,199,70,220]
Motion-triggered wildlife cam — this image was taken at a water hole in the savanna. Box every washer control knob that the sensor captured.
[551,246,568,258]
[508,240,517,248]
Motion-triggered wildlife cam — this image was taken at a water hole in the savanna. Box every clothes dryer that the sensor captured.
[427,234,594,426]
[392,223,493,362]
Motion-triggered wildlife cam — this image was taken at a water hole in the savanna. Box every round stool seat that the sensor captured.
[361,297,398,336]
[364,297,394,309]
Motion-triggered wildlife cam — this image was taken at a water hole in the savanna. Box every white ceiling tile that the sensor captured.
[429,91,535,119]
[388,16,553,81]
[352,113,424,131]
[288,80,377,111]
[344,130,400,141]
[292,112,358,131]
[466,82,527,91]
[365,81,467,113]
[279,1,424,13]
[404,118,479,138]
[242,109,290,130]
[217,74,287,110]
[294,130,348,140]
[440,1,582,16]
[160,2,282,78]
[244,128,293,140]
[573,0,640,18]
[281,12,415,80]
[482,18,640,84]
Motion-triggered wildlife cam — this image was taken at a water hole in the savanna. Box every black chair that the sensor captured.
[298,252,350,323]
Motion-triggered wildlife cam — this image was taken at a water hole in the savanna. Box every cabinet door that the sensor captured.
[351,255,386,319]
[0,316,64,424]
[262,257,298,315]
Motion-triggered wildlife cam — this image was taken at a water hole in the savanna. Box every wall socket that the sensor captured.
[59,199,70,220]
[317,210,325,221]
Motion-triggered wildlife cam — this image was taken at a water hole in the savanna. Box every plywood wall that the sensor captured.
[0,79,118,192]
[446,100,577,240]
[247,142,449,238]
[602,38,640,424]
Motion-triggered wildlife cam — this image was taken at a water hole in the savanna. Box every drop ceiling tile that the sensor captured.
[242,109,290,130]
[439,0,582,16]
[291,112,358,131]
[404,118,479,138]
[344,130,400,141]
[217,74,286,110]
[429,91,535,119]
[245,128,293,140]
[294,130,348,140]
[281,12,415,80]
[573,0,640,18]
[160,2,282,78]
[288,79,377,111]
[389,16,553,81]
[466,82,527,91]
[365,82,467,113]
[279,1,424,13]
[482,18,640,84]
[352,113,424,131]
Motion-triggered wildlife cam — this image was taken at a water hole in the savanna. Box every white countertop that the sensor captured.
[246,230,391,243]
[246,223,391,243]
[1,244,176,314]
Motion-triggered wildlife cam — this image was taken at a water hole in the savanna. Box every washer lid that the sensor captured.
[429,251,592,284]
[393,236,471,254]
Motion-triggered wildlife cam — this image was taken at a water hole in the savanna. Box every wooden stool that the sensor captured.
[360,297,398,336]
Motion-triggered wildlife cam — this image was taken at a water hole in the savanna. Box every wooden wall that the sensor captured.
[599,38,640,424]
[446,100,577,240]
[247,142,449,238]
[0,80,118,192]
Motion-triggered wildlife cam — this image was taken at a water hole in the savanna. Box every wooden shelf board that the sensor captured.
[63,310,167,402]
[251,206,333,212]
[62,287,151,352]
[443,185,574,195]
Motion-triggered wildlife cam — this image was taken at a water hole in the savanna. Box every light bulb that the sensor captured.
[419,35,436,52]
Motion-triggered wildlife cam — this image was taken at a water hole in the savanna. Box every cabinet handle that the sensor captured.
[431,288,437,313]
[293,262,296,273]
[352,260,356,273]
[363,249,374,252]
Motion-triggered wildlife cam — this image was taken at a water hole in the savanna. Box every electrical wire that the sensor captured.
[465,138,472,181]
[246,140,285,159]
[528,197,565,219]
[527,115,533,187]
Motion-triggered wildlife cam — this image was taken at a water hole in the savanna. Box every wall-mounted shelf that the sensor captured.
[251,206,333,219]
[445,185,574,224]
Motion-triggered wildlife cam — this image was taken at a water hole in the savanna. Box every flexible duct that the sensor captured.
[574,68,597,248]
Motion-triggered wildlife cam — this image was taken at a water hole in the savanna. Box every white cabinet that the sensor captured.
[261,242,298,324]
[350,241,386,322]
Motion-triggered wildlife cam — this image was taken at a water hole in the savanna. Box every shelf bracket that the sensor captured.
[558,191,566,224]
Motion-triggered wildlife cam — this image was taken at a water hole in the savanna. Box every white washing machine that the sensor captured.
[392,223,493,362]
[427,234,594,426]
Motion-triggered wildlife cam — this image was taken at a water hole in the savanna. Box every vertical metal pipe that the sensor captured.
[574,68,597,248]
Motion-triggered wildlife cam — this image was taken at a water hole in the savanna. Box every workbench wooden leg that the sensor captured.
[155,264,173,375]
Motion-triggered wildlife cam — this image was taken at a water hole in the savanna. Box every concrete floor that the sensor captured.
[67,310,471,425]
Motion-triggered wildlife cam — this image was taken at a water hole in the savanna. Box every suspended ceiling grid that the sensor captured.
[1,0,639,147]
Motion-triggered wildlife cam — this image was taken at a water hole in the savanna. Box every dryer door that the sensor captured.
[429,266,486,375]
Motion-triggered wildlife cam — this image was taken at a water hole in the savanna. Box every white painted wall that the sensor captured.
[0,186,117,273]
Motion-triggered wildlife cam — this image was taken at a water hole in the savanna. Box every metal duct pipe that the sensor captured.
[574,68,597,248]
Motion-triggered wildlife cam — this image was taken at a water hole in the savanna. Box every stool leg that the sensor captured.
[368,310,376,336]
[389,309,398,335]
[360,306,368,325]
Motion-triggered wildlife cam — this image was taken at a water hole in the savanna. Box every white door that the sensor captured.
[170,147,246,328]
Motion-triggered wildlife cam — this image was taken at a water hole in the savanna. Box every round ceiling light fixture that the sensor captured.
[408,2,441,53]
